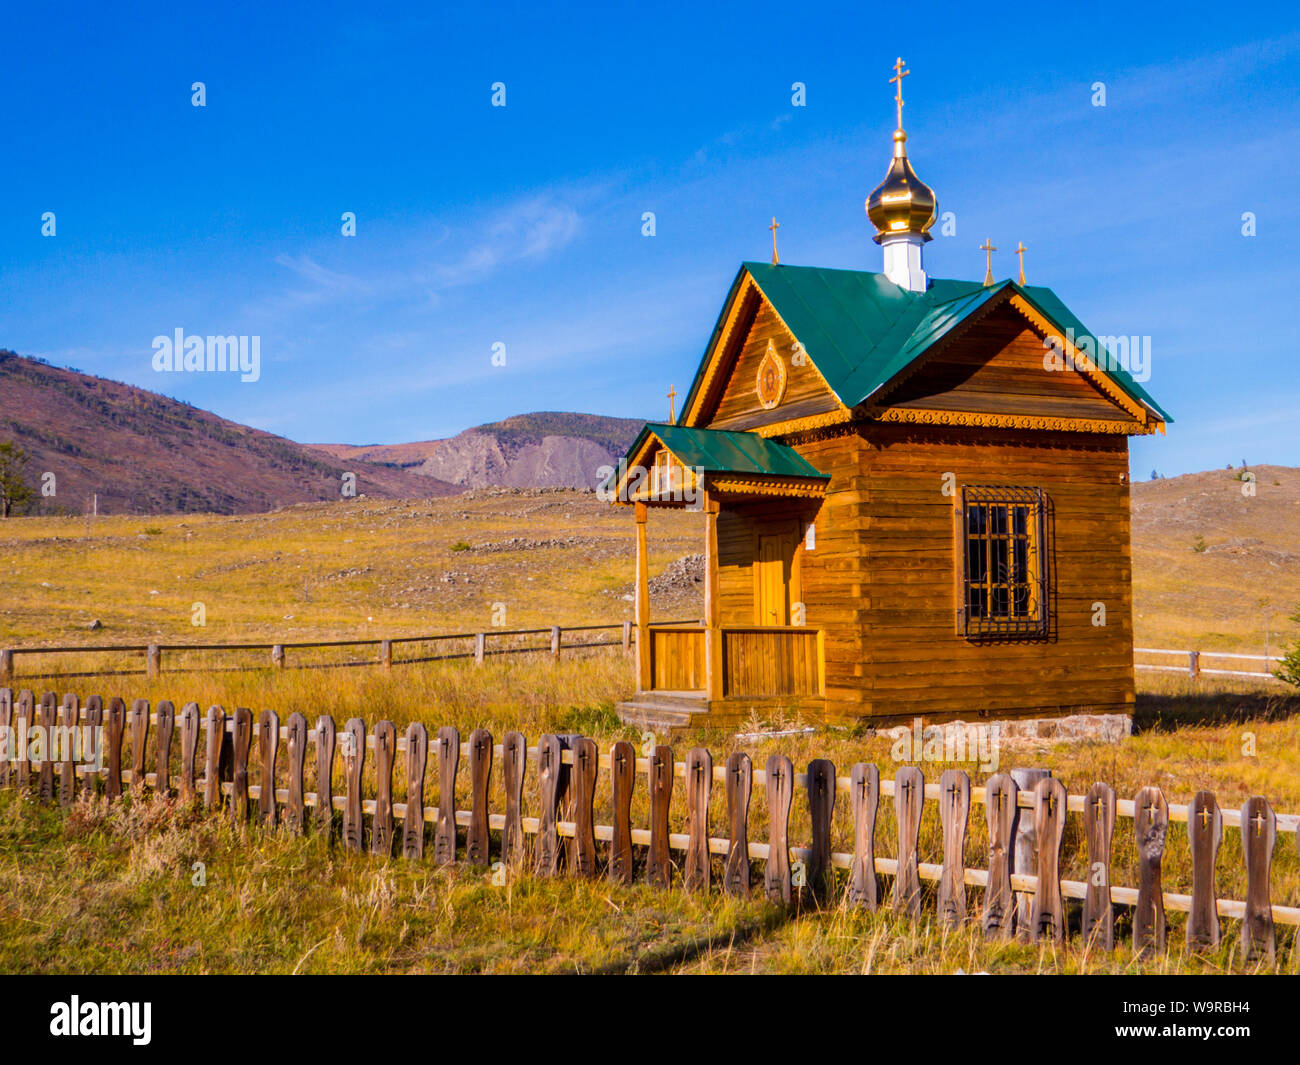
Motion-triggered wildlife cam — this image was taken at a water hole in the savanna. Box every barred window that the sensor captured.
[959,486,1049,638]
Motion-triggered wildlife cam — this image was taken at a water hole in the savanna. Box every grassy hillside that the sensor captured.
[1131,464,1300,654]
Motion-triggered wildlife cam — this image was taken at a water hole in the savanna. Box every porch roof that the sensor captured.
[602,423,829,504]
[633,423,828,478]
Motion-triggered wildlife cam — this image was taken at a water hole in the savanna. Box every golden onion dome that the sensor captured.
[866,128,938,244]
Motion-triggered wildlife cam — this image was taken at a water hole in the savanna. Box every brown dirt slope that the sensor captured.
[0,350,458,515]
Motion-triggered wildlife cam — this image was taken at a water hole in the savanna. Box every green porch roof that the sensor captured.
[679,262,1172,424]
[632,423,829,479]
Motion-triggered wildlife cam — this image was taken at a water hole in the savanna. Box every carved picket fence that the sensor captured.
[2,686,1297,962]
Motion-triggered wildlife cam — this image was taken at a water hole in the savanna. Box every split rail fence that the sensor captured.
[0,619,703,684]
[2,686,1297,962]
[1134,647,1281,681]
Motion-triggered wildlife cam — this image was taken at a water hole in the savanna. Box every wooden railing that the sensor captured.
[645,625,825,698]
[723,626,822,697]
[1135,647,1282,681]
[0,619,696,684]
[3,691,1296,962]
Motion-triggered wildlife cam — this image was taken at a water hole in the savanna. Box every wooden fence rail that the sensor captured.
[2,687,1298,962]
[1135,647,1281,681]
[0,619,701,684]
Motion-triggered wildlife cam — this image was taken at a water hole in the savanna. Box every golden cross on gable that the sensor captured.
[769,216,780,265]
[667,385,677,423]
[980,238,998,286]
[1014,241,1027,285]
[890,56,909,130]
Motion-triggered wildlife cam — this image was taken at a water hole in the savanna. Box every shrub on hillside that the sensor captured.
[1277,607,1300,687]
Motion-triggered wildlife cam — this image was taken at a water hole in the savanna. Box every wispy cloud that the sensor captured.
[428,197,581,289]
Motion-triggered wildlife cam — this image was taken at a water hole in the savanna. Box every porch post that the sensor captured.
[703,493,724,701]
[635,502,651,691]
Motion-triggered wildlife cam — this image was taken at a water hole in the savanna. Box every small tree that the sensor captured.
[0,441,34,518]
[1277,605,1300,687]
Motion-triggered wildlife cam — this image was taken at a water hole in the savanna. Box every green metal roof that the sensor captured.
[678,262,1171,425]
[633,423,829,479]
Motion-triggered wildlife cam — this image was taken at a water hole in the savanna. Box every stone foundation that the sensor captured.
[866,712,1132,745]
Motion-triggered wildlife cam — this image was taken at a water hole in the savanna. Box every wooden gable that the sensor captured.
[867,295,1153,432]
[684,278,848,434]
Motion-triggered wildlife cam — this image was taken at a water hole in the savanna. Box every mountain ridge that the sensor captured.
[306,411,643,490]
[0,350,642,513]
[0,350,458,514]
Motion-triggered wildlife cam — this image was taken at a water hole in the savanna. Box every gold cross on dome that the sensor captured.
[1014,242,1027,285]
[769,217,780,265]
[980,239,997,286]
[890,57,909,130]
[1198,805,1212,830]
[667,385,677,422]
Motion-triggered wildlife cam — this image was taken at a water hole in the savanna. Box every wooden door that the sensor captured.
[755,531,796,625]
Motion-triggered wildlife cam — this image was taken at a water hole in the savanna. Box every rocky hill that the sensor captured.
[310,412,643,491]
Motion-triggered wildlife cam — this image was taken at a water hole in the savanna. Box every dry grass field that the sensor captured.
[1,467,1299,974]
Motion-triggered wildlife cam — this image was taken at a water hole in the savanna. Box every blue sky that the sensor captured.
[1,1,1297,477]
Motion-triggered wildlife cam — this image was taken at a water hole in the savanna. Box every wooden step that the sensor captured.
[615,693,707,731]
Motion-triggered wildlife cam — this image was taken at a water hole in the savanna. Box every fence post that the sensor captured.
[372,721,395,857]
[1188,650,1200,679]
[230,708,253,824]
[648,745,675,890]
[259,709,280,828]
[535,734,562,876]
[128,699,150,795]
[314,715,336,834]
[474,633,486,666]
[983,773,1017,938]
[380,639,392,670]
[622,621,632,655]
[1010,767,1051,933]
[0,649,12,684]
[146,644,161,679]
[286,713,307,835]
[764,754,793,905]
[847,762,879,910]
[893,766,924,917]
[467,728,493,865]
[342,718,365,851]
[203,706,226,810]
[572,737,598,878]
[610,740,635,885]
[271,644,285,670]
[1134,785,1169,957]
[434,726,460,865]
[404,723,428,859]
[551,626,562,661]
[685,747,714,893]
